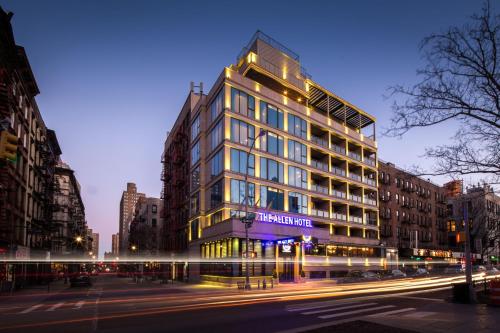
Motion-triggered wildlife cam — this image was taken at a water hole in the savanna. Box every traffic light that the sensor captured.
[0,131,18,162]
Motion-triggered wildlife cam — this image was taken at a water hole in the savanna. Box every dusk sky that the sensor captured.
[0,0,491,256]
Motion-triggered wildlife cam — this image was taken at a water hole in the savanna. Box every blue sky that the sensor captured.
[1,0,492,255]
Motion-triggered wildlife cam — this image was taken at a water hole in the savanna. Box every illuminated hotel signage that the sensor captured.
[256,212,313,228]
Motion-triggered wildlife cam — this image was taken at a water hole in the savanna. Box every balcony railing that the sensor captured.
[332,190,346,199]
[349,173,362,182]
[311,209,329,218]
[365,157,376,167]
[349,194,362,203]
[311,159,329,172]
[366,218,378,226]
[332,213,347,221]
[364,177,376,186]
[349,215,363,224]
[364,197,377,206]
[311,183,329,195]
[332,166,346,177]
[348,151,362,161]
[311,135,328,148]
[332,144,346,155]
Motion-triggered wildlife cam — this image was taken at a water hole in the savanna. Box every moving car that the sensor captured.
[486,267,499,276]
[444,265,464,274]
[390,269,407,278]
[413,268,429,277]
[70,272,92,287]
[361,271,380,281]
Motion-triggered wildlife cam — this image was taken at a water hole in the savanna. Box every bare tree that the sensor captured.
[386,1,500,184]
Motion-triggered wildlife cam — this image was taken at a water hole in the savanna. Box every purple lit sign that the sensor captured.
[256,212,313,228]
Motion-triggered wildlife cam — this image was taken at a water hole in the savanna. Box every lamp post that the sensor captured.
[242,129,266,290]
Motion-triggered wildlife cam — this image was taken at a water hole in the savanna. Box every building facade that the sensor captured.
[91,232,99,258]
[128,197,163,256]
[163,31,380,283]
[447,184,500,265]
[118,182,144,255]
[111,233,119,256]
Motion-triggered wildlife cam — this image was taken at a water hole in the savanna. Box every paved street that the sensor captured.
[1,274,499,333]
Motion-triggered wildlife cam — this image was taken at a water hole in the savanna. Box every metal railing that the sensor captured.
[311,184,329,195]
[349,173,362,182]
[311,209,329,218]
[364,178,376,186]
[364,197,377,206]
[332,166,346,177]
[332,144,346,155]
[348,151,362,161]
[311,159,329,172]
[349,194,362,203]
[332,213,347,221]
[332,190,347,199]
[311,135,328,148]
[349,215,363,224]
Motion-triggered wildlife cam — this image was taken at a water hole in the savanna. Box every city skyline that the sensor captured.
[0,0,488,256]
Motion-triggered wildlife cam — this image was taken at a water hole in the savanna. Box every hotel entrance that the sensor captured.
[279,257,295,282]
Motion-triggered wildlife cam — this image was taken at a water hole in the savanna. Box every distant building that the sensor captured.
[129,197,163,256]
[447,184,500,265]
[91,232,99,258]
[111,233,119,255]
[118,183,145,254]
[378,161,449,263]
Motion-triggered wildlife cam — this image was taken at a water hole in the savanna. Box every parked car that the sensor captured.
[361,271,380,281]
[390,269,407,278]
[486,267,499,276]
[413,268,429,277]
[444,265,464,274]
[473,265,487,272]
[70,273,92,287]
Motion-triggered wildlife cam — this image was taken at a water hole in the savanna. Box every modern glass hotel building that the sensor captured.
[163,31,382,283]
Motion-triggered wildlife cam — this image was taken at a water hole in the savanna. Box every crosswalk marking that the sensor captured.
[46,302,64,312]
[402,311,435,318]
[74,301,85,309]
[302,302,378,315]
[19,304,43,314]
[287,301,358,312]
[367,307,416,317]
[318,305,396,319]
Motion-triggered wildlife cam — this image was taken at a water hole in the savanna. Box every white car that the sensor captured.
[414,268,429,276]
[486,267,499,276]
[391,269,407,278]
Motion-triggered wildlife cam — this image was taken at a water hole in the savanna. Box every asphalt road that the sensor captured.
[0,274,497,333]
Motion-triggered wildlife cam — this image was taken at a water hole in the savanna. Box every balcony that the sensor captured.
[364,197,377,206]
[311,159,329,172]
[332,166,346,177]
[349,173,362,182]
[311,135,328,149]
[349,194,362,203]
[349,215,363,224]
[332,213,347,221]
[348,151,362,161]
[366,218,378,226]
[365,157,376,167]
[311,209,329,218]
[332,190,346,199]
[363,177,376,187]
[311,183,329,195]
[331,144,346,155]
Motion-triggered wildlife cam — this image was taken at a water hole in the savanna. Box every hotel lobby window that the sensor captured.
[230,148,254,176]
[260,131,284,157]
[289,192,308,214]
[231,87,255,118]
[260,186,284,211]
[230,179,255,206]
[260,157,284,183]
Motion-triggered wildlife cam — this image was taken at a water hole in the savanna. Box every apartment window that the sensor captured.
[210,88,224,122]
[152,205,157,213]
[210,120,223,151]
[230,118,255,146]
[152,218,157,228]
[210,149,223,178]
[288,139,307,164]
[260,131,284,157]
[288,166,307,189]
[230,148,254,176]
[211,210,223,225]
[395,193,399,204]
[190,192,200,215]
[191,114,200,141]
[230,179,255,206]
[260,157,284,183]
[191,166,200,190]
[260,101,284,130]
[289,192,308,214]
[288,114,307,139]
[260,186,284,211]
[231,87,255,118]
[191,219,199,240]
[191,141,200,165]
[210,180,223,209]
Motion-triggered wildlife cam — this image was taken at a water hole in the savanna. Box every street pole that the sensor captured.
[463,201,476,302]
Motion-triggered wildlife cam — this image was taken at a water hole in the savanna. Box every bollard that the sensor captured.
[258,280,260,289]
[271,278,274,289]
[263,279,267,290]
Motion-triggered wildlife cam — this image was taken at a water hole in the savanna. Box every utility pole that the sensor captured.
[463,201,476,302]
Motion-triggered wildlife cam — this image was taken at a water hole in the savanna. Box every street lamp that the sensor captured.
[242,129,267,290]
[75,236,82,243]
[131,245,137,251]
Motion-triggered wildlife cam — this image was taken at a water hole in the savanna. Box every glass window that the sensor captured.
[288,139,307,164]
[191,115,200,141]
[260,131,284,157]
[210,180,223,209]
[230,148,254,176]
[230,179,255,206]
[287,113,307,139]
[152,205,157,213]
[210,120,223,151]
[191,141,200,165]
[289,192,308,214]
[231,87,255,118]
[230,118,255,147]
[260,101,284,130]
[210,88,224,122]
[260,186,284,211]
[288,166,307,189]
[191,166,200,190]
[210,149,223,178]
[260,157,284,183]
[190,192,200,215]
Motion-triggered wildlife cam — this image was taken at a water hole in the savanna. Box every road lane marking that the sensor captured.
[367,307,416,317]
[74,301,85,309]
[46,302,64,312]
[402,311,436,318]
[391,295,444,302]
[302,302,378,315]
[288,301,358,312]
[19,304,43,314]
[318,305,395,319]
